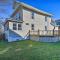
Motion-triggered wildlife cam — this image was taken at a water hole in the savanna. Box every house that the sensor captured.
[53,20,60,35]
[51,19,60,30]
[4,1,54,42]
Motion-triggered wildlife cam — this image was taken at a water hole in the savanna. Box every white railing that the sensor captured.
[29,30,59,36]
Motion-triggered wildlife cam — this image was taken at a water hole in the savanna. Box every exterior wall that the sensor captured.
[22,8,54,31]
[47,17,54,30]
[9,22,28,37]
[8,29,24,42]
[55,27,58,30]
[8,21,29,42]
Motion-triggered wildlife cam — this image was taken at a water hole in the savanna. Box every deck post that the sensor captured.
[53,29,54,36]
[38,29,40,40]
[53,27,55,36]
[29,30,30,40]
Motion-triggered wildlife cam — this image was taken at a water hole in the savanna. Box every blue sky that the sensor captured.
[0,0,60,20]
[20,0,60,20]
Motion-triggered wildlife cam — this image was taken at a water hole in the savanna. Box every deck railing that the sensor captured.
[29,30,60,36]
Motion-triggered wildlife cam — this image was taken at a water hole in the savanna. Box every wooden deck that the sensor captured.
[29,30,60,42]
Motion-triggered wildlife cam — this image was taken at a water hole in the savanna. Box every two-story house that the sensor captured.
[4,1,54,42]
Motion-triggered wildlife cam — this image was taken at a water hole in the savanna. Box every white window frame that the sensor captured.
[31,12,34,19]
[18,24,22,30]
[31,24,34,30]
[45,16,47,22]
[13,23,17,30]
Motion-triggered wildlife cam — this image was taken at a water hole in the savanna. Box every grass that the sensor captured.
[0,40,60,60]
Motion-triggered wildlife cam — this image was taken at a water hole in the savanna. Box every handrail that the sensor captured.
[23,31,30,39]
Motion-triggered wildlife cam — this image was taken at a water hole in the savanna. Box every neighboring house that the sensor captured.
[51,19,60,30]
[54,20,60,32]
[51,19,60,35]
[4,1,54,42]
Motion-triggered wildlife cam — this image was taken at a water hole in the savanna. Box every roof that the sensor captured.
[11,1,52,17]
[4,18,23,25]
[55,20,60,26]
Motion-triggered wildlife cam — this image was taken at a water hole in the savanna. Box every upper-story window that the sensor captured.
[16,12,20,20]
[31,12,34,19]
[45,16,47,21]
[13,23,17,30]
[26,23,29,25]
[31,24,34,30]
[19,13,20,20]
[18,24,22,30]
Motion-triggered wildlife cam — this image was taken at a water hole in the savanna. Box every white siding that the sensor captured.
[9,22,28,38]
[23,9,45,31]
[47,17,54,30]
[55,27,58,30]
[23,9,54,31]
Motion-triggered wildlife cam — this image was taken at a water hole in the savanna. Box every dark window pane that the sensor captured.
[18,24,21,27]
[45,26,47,31]
[45,16,47,21]
[32,24,34,27]
[32,12,34,19]
[13,23,16,26]
[26,23,29,25]
[32,27,34,30]
[18,24,22,30]
[31,24,34,30]
[13,27,17,30]
[13,23,17,30]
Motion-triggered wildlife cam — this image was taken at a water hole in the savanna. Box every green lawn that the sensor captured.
[0,40,60,60]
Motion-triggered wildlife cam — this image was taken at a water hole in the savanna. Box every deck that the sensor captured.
[29,30,60,42]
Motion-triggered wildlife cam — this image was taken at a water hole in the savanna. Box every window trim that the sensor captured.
[31,12,34,19]
[26,23,29,25]
[18,24,22,30]
[31,24,34,30]
[45,16,47,22]
[13,23,17,30]
[15,12,20,20]
[45,26,47,31]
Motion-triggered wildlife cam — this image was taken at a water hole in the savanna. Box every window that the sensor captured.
[45,26,47,31]
[13,23,17,30]
[31,12,34,19]
[15,12,20,20]
[31,24,34,30]
[18,24,22,30]
[19,13,20,20]
[26,23,29,25]
[45,16,47,21]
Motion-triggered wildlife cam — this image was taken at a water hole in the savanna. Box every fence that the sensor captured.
[28,30,60,42]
